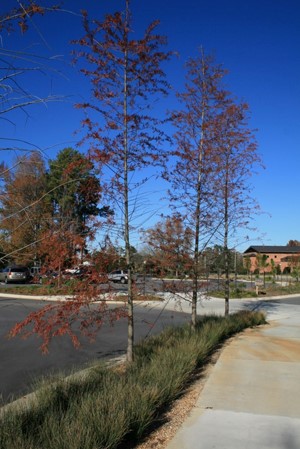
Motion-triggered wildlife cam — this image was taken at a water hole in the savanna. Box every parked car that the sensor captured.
[29,267,59,284]
[63,266,93,281]
[108,269,128,284]
[63,266,108,284]
[0,266,30,284]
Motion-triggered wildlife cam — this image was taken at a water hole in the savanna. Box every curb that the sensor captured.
[1,292,300,302]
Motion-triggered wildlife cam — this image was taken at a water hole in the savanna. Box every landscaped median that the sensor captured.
[0,311,266,449]
[3,278,300,299]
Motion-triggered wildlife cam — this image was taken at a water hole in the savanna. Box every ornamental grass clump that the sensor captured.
[0,311,266,449]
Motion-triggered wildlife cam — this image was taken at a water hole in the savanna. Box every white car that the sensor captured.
[108,270,128,284]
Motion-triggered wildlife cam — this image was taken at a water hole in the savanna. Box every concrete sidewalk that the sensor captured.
[166,304,300,449]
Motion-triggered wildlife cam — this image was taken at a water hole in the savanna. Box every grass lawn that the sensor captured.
[0,282,75,296]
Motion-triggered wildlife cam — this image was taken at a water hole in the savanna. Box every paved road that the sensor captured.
[0,296,190,405]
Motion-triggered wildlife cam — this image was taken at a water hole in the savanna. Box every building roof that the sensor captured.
[243,245,300,254]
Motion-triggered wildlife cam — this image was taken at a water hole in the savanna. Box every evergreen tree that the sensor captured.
[46,147,103,237]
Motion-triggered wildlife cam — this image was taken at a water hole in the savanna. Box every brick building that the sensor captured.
[243,246,300,273]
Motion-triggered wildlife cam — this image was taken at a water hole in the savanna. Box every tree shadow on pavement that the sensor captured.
[241,299,280,315]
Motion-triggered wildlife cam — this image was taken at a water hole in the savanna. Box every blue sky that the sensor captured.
[1,0,300,251]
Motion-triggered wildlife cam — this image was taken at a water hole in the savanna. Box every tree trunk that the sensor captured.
[191,79,205,329]
[191,131,203,329]
[224,159,230,316]
[123,0,134,363]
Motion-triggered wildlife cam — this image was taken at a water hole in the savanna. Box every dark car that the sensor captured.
[0,266,30,284]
